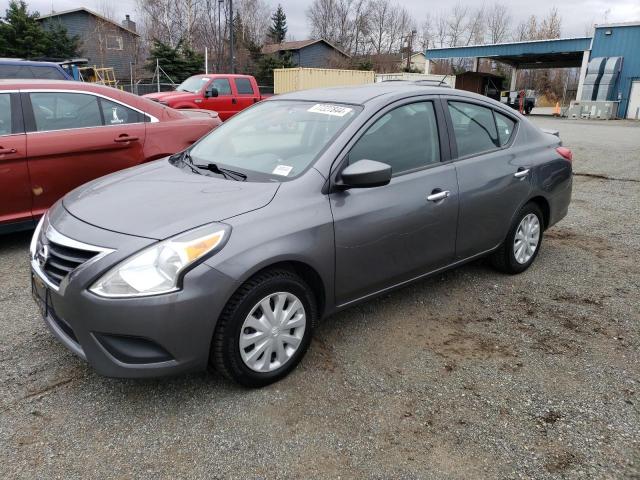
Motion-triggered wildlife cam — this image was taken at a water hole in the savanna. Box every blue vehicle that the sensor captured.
[0,59,72,80]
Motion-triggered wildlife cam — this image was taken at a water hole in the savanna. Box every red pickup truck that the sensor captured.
[144,74,268,121]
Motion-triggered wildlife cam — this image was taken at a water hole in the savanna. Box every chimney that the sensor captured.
[122,14,136,32]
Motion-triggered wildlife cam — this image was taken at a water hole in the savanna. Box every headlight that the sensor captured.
[89,224,230,298]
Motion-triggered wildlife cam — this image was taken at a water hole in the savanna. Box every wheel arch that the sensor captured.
[527,195,551,229]
[231,260,327,321]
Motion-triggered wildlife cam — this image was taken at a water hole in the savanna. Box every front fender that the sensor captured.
[204,172,336,315]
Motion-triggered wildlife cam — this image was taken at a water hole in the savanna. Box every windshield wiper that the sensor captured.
[182,151,247,181]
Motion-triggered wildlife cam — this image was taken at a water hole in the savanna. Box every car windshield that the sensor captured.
[176,76,208,93]
[189,100,360,180]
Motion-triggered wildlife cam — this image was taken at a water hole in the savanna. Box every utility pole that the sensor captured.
[229,0,234,73]
[406,29,416,71]
[218,0,223,72]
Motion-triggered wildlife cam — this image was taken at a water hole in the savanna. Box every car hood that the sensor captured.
[63,159,279,240]
[144,91,196,102]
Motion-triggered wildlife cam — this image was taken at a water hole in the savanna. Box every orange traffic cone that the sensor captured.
[553,102,561,117]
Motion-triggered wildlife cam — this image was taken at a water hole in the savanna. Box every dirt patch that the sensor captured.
[545,450,585,473]
[545,228,614,259]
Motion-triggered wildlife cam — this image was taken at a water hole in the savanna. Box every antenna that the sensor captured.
[438,74,450,87]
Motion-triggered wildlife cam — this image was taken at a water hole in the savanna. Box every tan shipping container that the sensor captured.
[274,67,375,94]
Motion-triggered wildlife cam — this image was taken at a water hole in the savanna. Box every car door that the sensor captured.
[330,99,459,306]
[24,90,147,217]
[0,92,31,227]
[444,99,531,259]
[202,78,235,120]
[233,77,259,112]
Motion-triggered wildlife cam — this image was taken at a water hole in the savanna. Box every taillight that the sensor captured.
[556,147,573,163]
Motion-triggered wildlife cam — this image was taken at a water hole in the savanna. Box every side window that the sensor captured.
[100,98,144,125]
[30,92,102,132]
[106,35,123,50]
[212,78,232,95]
[349,102,440,175]
[234,78,254,95]
[0,65,32,79]
[495,111,516,146]
[0,94,12,135]
[448,101,499,157]
[30,66,67,80]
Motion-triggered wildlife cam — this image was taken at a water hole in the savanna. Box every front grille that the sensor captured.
[41,240,99,287]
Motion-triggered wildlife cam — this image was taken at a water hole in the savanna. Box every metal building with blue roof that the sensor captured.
[425,22,640,119]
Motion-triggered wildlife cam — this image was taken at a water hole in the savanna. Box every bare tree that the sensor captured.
[540,7,561,39]
[446,3,469,47]
[486,3,511,44]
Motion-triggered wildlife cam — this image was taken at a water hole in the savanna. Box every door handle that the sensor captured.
[427,190,450,202]
[0,148,17,154]
[514,168,530,178]
[114,135,139,143]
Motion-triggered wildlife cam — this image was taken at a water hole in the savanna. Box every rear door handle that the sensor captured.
[427,190,450,202]
[231,98,238,104]
[514,168,530,178]
[0,148,17,154]
[114,135,139,143]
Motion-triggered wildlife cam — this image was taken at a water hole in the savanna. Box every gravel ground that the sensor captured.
[0,117,638,479]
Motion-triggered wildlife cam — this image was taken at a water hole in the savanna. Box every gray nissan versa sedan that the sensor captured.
[30,83,572,387]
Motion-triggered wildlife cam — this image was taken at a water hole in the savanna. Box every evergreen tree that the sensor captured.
[267,5,287,44]
[145,39,204,83]
[0,1,79,59]
[255,51,293,87]
[43,22,80,59]
[0,1,49,58]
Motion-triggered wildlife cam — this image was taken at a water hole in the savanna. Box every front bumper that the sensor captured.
[30,205,238,378]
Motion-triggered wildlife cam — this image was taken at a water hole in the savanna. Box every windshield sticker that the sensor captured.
[272,165,293,176]
[307,104,353,117]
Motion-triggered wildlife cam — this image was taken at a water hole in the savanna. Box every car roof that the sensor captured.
[189,73,253,79]
[0,79,168,117]
[0,79,105,90]
[274,82,521,115]
[274,82,487,105]
[0,59,63,68]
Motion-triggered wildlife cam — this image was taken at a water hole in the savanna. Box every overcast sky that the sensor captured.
[5,0,640,40]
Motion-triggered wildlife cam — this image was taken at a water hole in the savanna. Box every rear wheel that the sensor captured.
[210,269,316,387]
[490,202,543,274]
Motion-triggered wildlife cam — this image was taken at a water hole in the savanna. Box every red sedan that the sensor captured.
[0,80,221,233]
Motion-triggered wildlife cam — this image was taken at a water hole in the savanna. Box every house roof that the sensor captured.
[38,7,140,36]
[262,39,350,58]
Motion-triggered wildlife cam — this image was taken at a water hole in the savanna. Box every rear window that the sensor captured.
[235,78,254,95]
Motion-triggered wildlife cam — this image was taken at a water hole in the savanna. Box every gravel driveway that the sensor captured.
[0,117,638,479]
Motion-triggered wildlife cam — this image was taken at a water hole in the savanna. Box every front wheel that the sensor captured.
[210,269,316,387]
[490,202,544,274]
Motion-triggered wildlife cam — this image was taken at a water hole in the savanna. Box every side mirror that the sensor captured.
[337,159,392,189]
[205,87,219,98]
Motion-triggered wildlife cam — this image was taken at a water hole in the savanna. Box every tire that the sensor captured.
[210,269,316,387]
[490,202,544,274]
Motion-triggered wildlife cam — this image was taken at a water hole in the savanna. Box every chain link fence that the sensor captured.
[120,83,176,96]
